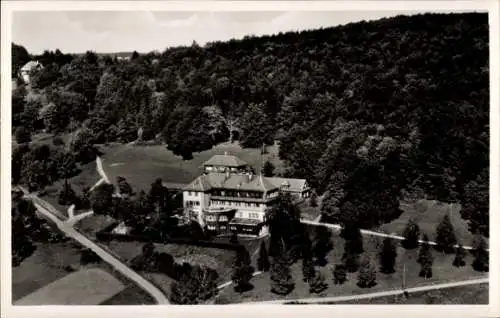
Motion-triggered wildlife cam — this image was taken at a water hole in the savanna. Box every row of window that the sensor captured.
[235,211,262,220]
[187,191,200,196]
[186,200,200,207]
[205,215,229,222]
[213,191,263,199]
[207,225,227,231]
[211,200,262,208]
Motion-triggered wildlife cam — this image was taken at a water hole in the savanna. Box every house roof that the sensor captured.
[20,61,42,72]
[203,153,248,168]
[266,177,308,193]
[184,173,278,193]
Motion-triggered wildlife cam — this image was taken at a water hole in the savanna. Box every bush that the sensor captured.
[80,248,101,265]
[331,264,347,285]
[417,234,434,278]
[357,255,377,288]
[308,270,328,294]
[452,244,466,267]
[170,265,219,304]
[15,126,31,144]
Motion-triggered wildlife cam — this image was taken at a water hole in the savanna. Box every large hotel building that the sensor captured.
[183,153,310,236]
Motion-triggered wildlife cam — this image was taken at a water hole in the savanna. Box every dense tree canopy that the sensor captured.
[12,12,489,233]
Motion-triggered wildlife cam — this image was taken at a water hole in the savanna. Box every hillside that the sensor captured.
[11,12,489,235]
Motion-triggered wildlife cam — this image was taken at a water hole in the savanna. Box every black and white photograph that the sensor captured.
[1,1,498,316]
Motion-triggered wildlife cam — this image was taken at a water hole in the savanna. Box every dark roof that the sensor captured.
[184,173,278,193]
[266,177,308,193]
[203,154,248,168]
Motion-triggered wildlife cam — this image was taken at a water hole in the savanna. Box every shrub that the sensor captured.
[308,270,328,294]
[452,244,466,267]
[15,126,31,144]
[331,264,347,285]
[417,234,434,278]
[402,218,420,249]
[357,255,377,288]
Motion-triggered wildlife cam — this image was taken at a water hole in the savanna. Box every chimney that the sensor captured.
[224,151,228,156]
[225,169,230,180]
[248,173,253,182]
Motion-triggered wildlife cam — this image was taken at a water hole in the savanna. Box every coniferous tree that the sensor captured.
[312,226,332,266]
[472,238,489,272]
[332,264,347,285]
[357,255,377,288]
[417,234,434,278]
[262,161,275,177]
[232,247,254,292]
[302,238,316,283]
[402,218,421,249]
[270,244,295,295]
[341,224,363,254]
[257,241,270,272]
[379,236,397,274]
[309,190,318,207]
[308,270,328,294]
[342,240,360,273]
[58,180,77,206]
[170,265,219,304]
[435,214,457,253]
[452,244,466,267]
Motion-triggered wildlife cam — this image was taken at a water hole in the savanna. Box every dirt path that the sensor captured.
[247,277,489,304]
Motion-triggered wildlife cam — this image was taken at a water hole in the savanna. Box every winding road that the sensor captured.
[18,188,169,305]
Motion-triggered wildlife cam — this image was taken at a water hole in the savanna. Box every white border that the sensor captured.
[1,1,499,318]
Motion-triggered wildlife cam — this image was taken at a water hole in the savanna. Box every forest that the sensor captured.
[11,12,489,236]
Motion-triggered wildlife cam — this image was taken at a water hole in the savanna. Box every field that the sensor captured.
[12,235,155,305]
[12,241,83,301]
[334,283,489,304]
[99,141,284,191]
[14,268,126,305]
[214,226,488,304]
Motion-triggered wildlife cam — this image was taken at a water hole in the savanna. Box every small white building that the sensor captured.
[19,61,43,84]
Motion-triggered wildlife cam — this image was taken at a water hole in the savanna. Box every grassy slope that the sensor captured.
[99,141,284,192]
[215,227,488,304]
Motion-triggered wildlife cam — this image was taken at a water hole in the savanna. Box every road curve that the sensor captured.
[247,277,489,304]
[21,192,169,305]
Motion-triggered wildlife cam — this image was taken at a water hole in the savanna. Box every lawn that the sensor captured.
[334,283,489,304]
[74,214,117,236]
[101,284,155,305]
[12,241,83,302]
[98,141,284,192]
[381,200,476,247]
[214,226,488,304]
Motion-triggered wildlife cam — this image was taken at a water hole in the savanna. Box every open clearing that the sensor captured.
[98,142,283,191]
[333,283,489,304]
[14,268,125,305]
[12,241,83,301]
[215,227,488,304]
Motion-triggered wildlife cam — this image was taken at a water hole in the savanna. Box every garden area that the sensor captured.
[214,222,489,305]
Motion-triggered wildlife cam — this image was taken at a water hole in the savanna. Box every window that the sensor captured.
[249,213,260,220]
[230,226,237,231]
[245,203,251,207]
[195,201,200,206]
[220,225,227,230]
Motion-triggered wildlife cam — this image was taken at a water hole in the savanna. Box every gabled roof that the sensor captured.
[266,177,308,193]
[20,61,42,72]
[184,173,278,193]
[203,154,248,168]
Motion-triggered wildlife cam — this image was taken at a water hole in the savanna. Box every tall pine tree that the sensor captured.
[402,218,421,249]
[435,214,457,253]
[379,236,397,274]
[232,247,254,292]
[257,241,270,272]
[417,234,434,278]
